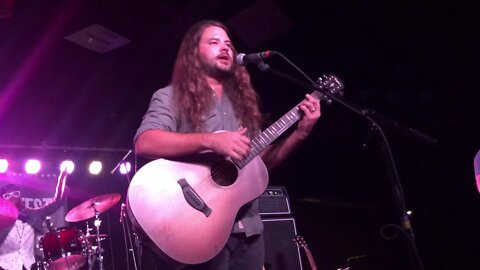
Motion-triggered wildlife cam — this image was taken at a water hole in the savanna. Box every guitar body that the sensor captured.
[127,153,268,264]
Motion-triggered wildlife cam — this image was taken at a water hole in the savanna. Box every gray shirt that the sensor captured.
[134,85,263,236]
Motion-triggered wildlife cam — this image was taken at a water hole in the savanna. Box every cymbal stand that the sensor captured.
[87,205,105,270]
[85,222,94,268]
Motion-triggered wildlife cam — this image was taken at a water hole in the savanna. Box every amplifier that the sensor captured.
[258,186,292,216]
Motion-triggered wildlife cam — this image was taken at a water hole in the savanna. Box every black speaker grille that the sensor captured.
[263,217,303,270]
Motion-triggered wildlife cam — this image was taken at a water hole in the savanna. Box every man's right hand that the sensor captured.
[209,128,251,161]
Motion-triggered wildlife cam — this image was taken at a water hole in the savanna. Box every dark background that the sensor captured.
[0,0,478,269]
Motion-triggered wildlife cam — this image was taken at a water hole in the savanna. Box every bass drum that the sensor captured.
[39,227,88,270]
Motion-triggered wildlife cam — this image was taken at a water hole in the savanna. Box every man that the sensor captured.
[0,170,68,270]
[133,20,321,270]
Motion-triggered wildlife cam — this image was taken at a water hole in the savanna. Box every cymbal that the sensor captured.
[0,198,19,229]
[65,193,121,222]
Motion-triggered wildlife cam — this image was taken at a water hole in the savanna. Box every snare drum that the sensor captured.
[39,227,88,270]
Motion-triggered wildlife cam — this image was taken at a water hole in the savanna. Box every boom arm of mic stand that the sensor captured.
[257,63,371,118]
[256,63,425,270]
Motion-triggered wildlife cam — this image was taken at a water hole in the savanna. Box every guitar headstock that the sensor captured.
[314,74,345,105]
[294,235,319,270]
[293,234,308,248]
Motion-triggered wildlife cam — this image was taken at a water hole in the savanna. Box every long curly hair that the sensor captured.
[170,20,263,135]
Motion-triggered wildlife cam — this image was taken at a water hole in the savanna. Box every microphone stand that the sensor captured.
[111,150,133,178]
[111,150,139,270]
[254,53,432,270]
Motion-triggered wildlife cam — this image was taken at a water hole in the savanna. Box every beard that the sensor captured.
[201,57,233,80]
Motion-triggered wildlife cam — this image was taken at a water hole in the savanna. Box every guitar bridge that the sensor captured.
[177,178,212,217]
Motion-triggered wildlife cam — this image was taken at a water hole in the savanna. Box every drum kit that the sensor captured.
[1,193,122,270]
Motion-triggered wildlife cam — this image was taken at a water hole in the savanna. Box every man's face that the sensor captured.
[2,190,22,208]
[198,25,234,76]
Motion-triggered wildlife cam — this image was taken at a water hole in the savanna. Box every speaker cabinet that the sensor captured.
[263,217,303,270]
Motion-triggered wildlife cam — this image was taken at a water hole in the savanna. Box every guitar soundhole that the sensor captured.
[211,159,238,186]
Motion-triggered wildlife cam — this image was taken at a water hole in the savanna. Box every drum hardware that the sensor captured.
[85,234,108,242]
[30,260,47,270]
[86,208,105,270]
[83,222,108,243]
[84,221,109,270]
[63,193,121,270]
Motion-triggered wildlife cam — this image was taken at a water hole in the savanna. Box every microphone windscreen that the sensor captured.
[236,53,246,65]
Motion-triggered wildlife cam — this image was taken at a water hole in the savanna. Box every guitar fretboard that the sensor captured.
[233,91,322,169]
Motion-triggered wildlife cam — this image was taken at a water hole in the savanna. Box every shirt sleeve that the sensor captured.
[133,86,178,143]
[34,192,67,217]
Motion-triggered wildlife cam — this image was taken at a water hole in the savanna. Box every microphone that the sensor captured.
[236,51,274,66]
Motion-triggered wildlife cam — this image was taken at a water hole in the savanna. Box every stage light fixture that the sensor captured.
[60,160,75,174]
[119,162,131,174]
[25,159,41,174]
[89,161,102,175]
[0,159,8,173]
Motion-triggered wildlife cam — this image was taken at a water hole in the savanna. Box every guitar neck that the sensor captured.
[304,247,318,270]
[234,90,322,169]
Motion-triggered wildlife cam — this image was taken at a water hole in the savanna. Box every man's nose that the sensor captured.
[220,43,229,52]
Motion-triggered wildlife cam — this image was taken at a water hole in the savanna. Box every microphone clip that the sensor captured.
[257,61,270,71]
